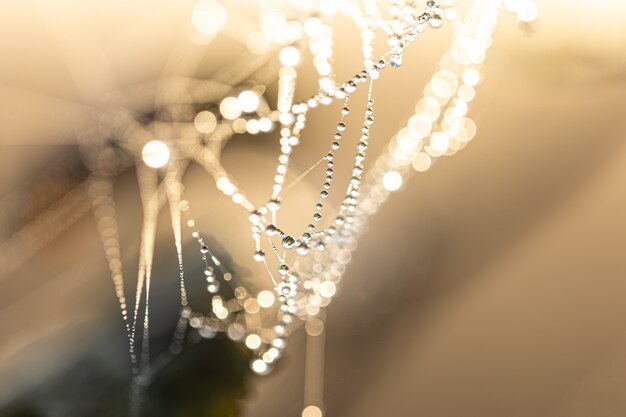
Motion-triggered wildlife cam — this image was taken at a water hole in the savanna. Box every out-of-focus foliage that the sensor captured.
[0,337,251,417]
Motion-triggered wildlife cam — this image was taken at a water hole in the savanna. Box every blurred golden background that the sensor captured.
[1,0,626,416]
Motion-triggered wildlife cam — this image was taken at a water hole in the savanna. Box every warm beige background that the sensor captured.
[1,0,626,416]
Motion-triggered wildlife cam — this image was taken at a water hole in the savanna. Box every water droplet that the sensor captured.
[429,14,443,29]
[282,236,296,249]
[253,250,265,262]
[390,53,403,68]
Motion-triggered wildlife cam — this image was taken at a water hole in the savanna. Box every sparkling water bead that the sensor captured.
[278,264,290,276]
[253,250,265,262]
[278,281,296,297]
[267,199,281,211]
[282,235,296,249]
[296,244,310,256]
[419,12,432,22]
[248,210,262,224]
[429,14,443,29]
[390,54,403,68]
[265,224,278,236]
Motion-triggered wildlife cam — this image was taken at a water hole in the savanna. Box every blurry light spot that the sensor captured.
[283,20,303,43]
[302,405,323,417]
[412,152,432,172]
[232,192,244,204]
[232,118,247,133]
[279,46,300,67]
[457,117,477,142]
[237,90,260,113]
[306,304,320,316]
[445,9,458,21]
[246,119,260,134]
[194,110,217,134]
[408,114,432,138]
[142,140,170,168]
[463,68,480,87]
[260,8,286,34]
[457,85,475,102]
[517,1,538,23]
[267,347,280,360]
[504,0,520,12]
[304,17,323,36]
[319,0,337,15]
[192,0,227,35]
[429,79,453,99]
[244,298,261,314]
[257,290,275,308]
[318,281,336,298]
[245,334,262,350]
[259,118,273,132]
[251,359,269,374]
[220,97,241,120]
[319,77,333,91]
[227,323,245,341]
[234,286,247,299]
[430,132,450,154]
[305,318,325,336]
[272,338,286,349]
[382,171,403,192]
[217,176,236,195]
[214,305,228,319]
